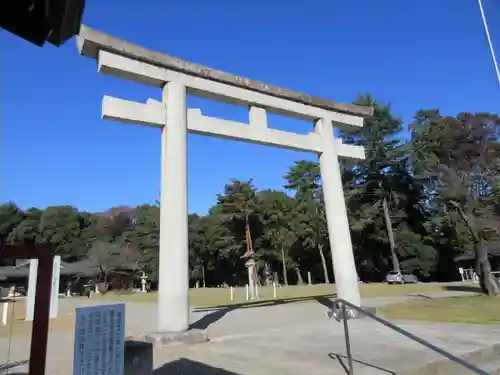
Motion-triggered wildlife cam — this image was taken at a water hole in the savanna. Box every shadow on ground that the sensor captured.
[1,360,242,375]
[190,293,336,330]
[0,360,29,375]
[329,353,396,374]
[410,293,433,299]
[153,358,241,375]
[314,295,336,309]
[443,285,482,293]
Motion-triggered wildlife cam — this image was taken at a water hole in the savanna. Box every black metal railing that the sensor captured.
[332,299,490,375]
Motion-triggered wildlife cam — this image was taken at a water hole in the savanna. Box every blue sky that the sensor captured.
[2,0,499,215]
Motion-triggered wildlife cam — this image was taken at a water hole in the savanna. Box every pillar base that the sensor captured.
[142,329,208,347]
[124,340,153,375]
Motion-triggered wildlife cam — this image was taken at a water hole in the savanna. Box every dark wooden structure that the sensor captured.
[0,259,100,296]
[0,0,86,47]
[0,244,56,375]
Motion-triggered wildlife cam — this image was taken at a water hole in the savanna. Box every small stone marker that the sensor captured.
[73,303,126,375]
[1,303,8,326]
[140,272,148,293]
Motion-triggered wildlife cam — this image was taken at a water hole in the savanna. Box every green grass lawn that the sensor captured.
[379,295,500,325]
[92,282,479,308]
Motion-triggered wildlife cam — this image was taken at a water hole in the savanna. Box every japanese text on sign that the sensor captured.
[73,303,125,375]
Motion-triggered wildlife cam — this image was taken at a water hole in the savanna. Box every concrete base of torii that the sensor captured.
[142,329,208,347]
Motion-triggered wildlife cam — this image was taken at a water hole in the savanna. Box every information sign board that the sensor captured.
[73,303,126,375]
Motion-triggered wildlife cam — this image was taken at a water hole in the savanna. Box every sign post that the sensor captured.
[458,267,464,281]
[0,244,56,375]
[73,303,126,375]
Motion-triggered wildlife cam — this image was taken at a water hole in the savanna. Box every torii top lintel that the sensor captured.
[76,25,373,118]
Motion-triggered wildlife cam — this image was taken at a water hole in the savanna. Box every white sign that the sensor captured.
[25,256,61,321]
[458,267,464,274]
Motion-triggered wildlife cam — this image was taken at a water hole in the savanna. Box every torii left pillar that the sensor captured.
[157,82,190,332]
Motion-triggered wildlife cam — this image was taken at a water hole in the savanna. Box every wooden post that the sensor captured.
[0,244,55,375]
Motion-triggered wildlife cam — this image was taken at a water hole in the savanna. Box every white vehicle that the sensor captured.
[385,271,419,284]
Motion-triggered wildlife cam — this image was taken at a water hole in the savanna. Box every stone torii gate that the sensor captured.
[77,26,372,335]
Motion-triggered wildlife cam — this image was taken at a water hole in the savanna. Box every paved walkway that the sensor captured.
[1,289,495,375]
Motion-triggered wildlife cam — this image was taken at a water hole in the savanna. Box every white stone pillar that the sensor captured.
[158,81,189,332]
[247,266,255,300]
[315,118,361,307]
[25,259,38,321]
[26,256,61,321]
[50,255,61,318]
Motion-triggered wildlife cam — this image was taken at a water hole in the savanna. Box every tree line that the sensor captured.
[1,95,499,295]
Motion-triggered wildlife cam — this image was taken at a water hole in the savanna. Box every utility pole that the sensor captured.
[382,196,400,273]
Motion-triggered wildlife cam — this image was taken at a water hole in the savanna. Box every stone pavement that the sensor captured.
[1,289,497,375]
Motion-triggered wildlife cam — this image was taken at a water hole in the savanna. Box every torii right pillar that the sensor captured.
[316,118,361,308]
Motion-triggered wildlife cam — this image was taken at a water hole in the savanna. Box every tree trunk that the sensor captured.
[382,197,401,273]
[475,241,500,296]
[201,264,206,288]
[253,264,261,286]
[281,245,288,286]
[294,267,304,285]
[318,244,330,283]
[451,201,500,296]
[264,263,272,286]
